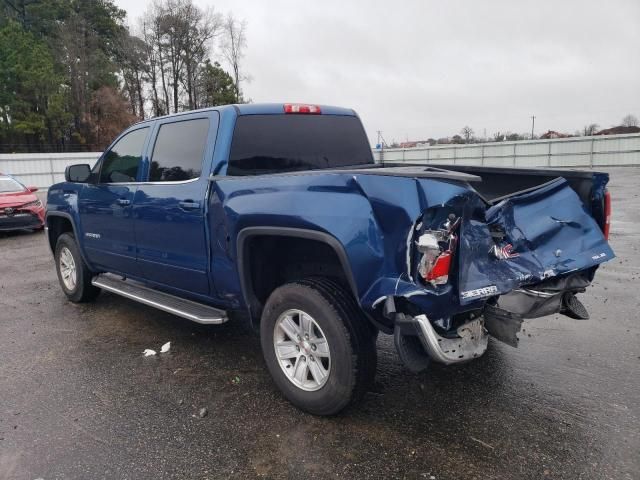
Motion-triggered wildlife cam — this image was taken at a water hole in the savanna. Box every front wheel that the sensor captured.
[54,233,101,303]
[260,278,377,415]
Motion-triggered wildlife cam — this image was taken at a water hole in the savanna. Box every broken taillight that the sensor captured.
[603,189,611,240]
[416,220,457,286]
[425,251,452,285]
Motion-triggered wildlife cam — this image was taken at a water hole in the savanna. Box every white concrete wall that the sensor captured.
[0,152,101,189]
[374,133,640,167]
[1,133,639,190]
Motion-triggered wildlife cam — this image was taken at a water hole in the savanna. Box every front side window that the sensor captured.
[149,118,210,182]
[99,127,148,183]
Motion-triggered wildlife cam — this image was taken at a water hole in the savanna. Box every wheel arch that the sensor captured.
[236,227,360,323]
[46,212,93,268]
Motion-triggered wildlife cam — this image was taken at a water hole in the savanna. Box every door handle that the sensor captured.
[179,200,200,210]
[116,198,131,206]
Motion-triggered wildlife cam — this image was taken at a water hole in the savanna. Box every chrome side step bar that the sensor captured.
[92,274,228,325]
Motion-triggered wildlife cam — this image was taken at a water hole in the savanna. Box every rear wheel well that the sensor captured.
[47,216,74,252]
[241,234,356,320]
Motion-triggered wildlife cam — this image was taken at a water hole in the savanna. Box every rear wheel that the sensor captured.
[55,233,100,303]
[260,278,377,415]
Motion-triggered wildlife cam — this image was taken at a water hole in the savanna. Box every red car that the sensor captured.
[0,174,45,232]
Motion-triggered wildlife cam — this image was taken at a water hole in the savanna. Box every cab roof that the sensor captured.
[234,103,356,116]
[131,103,357,127]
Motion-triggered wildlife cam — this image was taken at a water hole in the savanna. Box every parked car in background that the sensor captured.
[45,103,614,415]
[0,174,45,232]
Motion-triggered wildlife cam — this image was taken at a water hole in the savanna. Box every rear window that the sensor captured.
[150,118,210,182]
[0,177,25,193]
[227,115,373,176]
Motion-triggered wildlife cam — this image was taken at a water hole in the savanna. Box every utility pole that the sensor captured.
[376,130,388,164]
[377,130,389,149]
[531,115,536,139]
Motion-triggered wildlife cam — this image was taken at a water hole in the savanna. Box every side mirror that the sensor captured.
[27,186,39,193]
[65,164,91,183]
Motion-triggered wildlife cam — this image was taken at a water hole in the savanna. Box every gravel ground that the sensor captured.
[0,167,638,480]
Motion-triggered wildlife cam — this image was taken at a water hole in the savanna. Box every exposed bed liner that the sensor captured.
[419,164,603,207]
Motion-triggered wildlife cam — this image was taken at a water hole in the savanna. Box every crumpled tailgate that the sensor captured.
[457,177,614,305]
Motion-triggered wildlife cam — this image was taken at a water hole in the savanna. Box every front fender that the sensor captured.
[45,183,93,268]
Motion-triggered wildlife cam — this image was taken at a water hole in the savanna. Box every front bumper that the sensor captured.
[0,211,44,231]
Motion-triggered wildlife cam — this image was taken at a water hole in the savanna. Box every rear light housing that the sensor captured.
[283,103,321,114]
[603,189,611,240]
[425,251,452,285]
[416,220,458,287]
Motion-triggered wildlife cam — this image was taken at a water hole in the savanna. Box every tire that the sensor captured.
[260,277,377,415]
[54,232,100,303]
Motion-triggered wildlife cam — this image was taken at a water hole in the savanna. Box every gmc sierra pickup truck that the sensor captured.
[46,103,614,415]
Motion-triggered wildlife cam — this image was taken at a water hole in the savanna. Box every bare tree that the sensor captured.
[160,0,190,113]
[118,31,147,119]
[144,0,224,113]
[127,0,246,118]
[622,114,639,127]
[460,126,474,143]
[583,123,599,136]
[222,14,247,103]
[140,16,163,116]
[179,3,222,109]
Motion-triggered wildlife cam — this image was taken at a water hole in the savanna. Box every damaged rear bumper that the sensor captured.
[391,273,592,369]
[483,273,591,347]
[395,313,489,366]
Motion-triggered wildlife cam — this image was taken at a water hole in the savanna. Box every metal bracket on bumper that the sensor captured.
[413,315,489,365]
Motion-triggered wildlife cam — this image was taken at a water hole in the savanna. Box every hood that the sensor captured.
[0,190,38,207]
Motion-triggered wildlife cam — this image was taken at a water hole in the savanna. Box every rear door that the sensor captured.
[132,111,219,295]
[79,126,149,275]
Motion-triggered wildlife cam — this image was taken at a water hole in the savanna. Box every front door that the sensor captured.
[79,126,149,276]
[133,112,218,295]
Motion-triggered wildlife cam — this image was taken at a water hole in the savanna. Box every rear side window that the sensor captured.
[100,127,148,183]
[227,115,373,176]
[149,118,210,182]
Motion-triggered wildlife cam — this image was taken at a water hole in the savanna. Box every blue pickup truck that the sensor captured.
[46,103,614,415]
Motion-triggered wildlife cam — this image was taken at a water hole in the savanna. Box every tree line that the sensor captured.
[0,0,247,152]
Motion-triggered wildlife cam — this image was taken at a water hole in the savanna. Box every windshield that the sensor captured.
[228,114,374,176]
[0,177,26,193]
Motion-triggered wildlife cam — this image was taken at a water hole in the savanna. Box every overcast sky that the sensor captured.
[115,0,640,145]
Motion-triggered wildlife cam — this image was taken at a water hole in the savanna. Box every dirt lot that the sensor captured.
[1,168,639,480]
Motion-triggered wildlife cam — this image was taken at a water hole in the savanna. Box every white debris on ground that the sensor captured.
[142,342,171,356]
